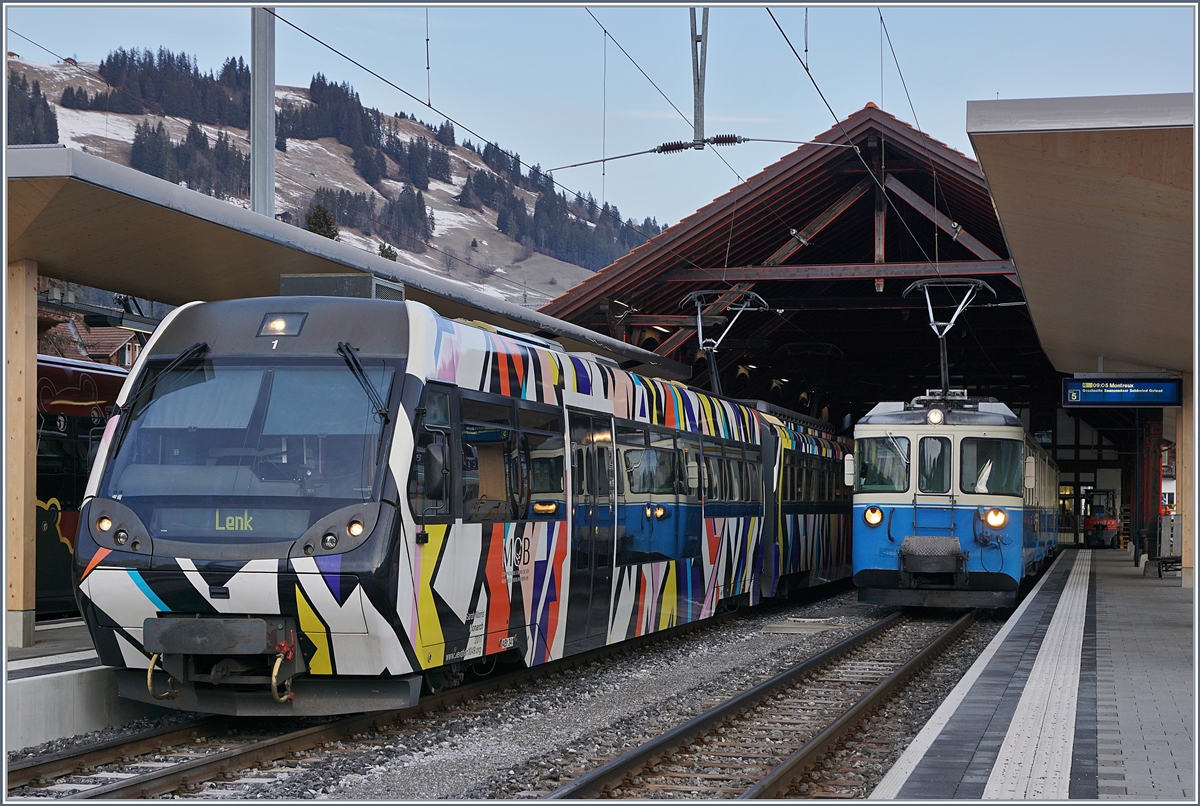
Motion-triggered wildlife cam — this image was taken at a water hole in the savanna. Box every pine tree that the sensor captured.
[306,202,340,240]
[378,242,398,261]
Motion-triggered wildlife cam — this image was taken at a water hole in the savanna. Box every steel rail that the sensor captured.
[741,610,975,799]
[545,611,903,799]
[5,718,222,790]
[21,603,743,798]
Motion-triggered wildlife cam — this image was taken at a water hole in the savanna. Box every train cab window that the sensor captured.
[461,396,516,522]
[408,387,452,520]
[961,438,1024,496]
[919,437,952,494]
[104,362,394,509]
[855,436,910,493]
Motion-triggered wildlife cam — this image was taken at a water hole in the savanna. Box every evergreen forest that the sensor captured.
[7,71,59,145]
[36,47,665,269]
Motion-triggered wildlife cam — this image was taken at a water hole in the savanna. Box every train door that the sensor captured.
[566,411,615,648]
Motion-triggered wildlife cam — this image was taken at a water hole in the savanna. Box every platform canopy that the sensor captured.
[542,103,1060,418]
[6,145,687,380]
[966,93,1193,376]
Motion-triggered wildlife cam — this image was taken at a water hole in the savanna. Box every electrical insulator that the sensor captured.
[707,134,743,146]
[655,140,693,154]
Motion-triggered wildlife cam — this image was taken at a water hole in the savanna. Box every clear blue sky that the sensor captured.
[6,4,1195,227]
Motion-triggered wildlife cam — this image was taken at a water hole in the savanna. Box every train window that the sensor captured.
[461,396,515,522]
[744,449,762,503]
[522,430,565,519]
[725,459,742,502]
[625,432,677,495]
[704,455,723,500]
[961,438,1024,496]
[408,387,452,520]
[855,437,910,493]
[519,407,560,434]
[919,437,952,494]
[679,435,701,499]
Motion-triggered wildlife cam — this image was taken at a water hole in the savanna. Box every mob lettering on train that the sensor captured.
[214,509,254,531]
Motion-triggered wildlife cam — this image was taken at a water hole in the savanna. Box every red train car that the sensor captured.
[36,355,127,615]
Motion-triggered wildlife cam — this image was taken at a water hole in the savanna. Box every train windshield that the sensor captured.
[855,436,910,492]
[99,358,395,538]
[960,438,1024,496]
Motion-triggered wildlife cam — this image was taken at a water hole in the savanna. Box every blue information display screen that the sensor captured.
[1062,378,1182,407]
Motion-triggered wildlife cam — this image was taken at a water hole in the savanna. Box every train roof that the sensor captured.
[37,353,129,377]
[858,390,1022,427]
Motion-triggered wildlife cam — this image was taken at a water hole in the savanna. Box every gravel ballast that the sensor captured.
[8,588,1005,800]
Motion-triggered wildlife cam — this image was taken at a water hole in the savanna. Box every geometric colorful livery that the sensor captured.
[76,296,851,715]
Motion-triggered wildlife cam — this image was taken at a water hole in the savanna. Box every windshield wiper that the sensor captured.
[337,342,390,424]
[109,341,209,460]
[885,431,909,468]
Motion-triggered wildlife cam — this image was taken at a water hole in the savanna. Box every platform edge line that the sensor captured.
[868,549,1074,800]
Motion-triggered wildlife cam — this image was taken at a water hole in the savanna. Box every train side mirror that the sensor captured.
[844,454,856,488]
[425,443,448,500]
[686,457,700,491]
[1024,455,1036,490]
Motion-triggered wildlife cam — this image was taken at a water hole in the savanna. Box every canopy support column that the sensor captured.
[7,259,38,647]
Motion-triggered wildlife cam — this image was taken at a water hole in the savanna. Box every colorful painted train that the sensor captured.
[75,296,852,715]
[847,391,1059,608]
[36,355,127,616]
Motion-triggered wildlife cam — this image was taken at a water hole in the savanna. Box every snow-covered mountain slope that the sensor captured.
[9,58,594,307]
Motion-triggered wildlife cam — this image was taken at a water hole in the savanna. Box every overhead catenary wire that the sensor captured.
[578,9,848,291]
[262,9,725,286]
[877,8,1007,385]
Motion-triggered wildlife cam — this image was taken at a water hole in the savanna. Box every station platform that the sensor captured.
[872,547,1194,801]
[5,618,169,751]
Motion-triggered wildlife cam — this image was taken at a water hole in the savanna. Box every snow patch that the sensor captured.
[53,107,141,149]
[428,208,476,235]
[427,178,462,196]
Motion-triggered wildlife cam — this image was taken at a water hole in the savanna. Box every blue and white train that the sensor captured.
[846,390,1058,607]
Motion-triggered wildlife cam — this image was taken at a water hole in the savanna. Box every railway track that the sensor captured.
[7,604,751,799]
[546,610,975,799]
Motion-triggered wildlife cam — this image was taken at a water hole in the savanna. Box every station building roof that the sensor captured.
[541,103,1058,418]
[966,92,1193,376]
[6,145,687,380]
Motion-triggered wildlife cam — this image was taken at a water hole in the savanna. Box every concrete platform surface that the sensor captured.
[872,548,1194,800]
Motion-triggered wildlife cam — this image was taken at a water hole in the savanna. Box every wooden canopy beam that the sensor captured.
[661,260,1015,282]
[763,176,873,266]
[883,174,1002,261]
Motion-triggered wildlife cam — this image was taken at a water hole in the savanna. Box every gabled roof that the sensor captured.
[542,104,1056,418]
[543,103,1007,323]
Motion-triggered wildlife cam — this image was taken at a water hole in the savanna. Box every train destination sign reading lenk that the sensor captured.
[1062,377,1183,407]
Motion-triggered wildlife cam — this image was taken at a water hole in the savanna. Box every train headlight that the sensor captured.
[654,505,667,519]
[96,516,112,532]
[347,520,365,537]
[985,508,1008,528]
[927,408,945,425]
[113,529,129,546]
[322,533,339,550]
[864,506,884,526]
